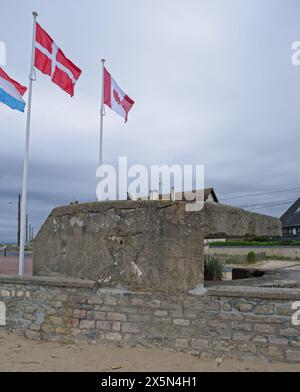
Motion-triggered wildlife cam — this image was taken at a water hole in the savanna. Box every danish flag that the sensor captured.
[34,23,82,97]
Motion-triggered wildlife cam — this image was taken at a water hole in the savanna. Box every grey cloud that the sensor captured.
[1,0,300,242]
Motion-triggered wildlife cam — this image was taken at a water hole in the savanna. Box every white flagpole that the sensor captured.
[19,11,38,276]
[99,58,105,166]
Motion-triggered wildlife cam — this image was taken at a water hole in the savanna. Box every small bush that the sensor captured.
[204,255,224,281]
[278,240,293,246]
[251,236,272,242]
[209,240,300,247]
[247,252,256,264]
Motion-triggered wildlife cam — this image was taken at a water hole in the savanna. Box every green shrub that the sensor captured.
[210,241,272,247]
[247,252,256,264]
[204,255,224,281]
[209,240,300,247]
[251,237,272,242]
[278,240,293,246]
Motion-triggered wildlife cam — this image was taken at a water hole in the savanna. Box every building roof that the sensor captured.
[160,188,219,203]
[204,188,219,202]
[280,196,300,227]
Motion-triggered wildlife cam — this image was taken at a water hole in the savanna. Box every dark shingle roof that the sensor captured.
[280,197,300,227]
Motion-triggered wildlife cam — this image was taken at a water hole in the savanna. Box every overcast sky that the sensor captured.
[1,0,300,243]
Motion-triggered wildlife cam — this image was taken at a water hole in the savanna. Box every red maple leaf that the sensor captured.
[113,89,122,105]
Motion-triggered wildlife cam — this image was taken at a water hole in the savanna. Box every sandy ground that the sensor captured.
[1,258,300,372]
[0,331,299,372]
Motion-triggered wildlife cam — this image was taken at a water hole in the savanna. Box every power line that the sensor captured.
[239,200,296,213]
[221,187,300,201]
[238,198,296,209]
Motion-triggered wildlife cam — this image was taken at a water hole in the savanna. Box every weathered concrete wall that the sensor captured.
[33,201,281,292]
[34,201,204,293]
[1,275,300,363]
[203,202,282,238]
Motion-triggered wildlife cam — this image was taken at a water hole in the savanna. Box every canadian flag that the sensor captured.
[103,67,134,122]
[34,23,82,97]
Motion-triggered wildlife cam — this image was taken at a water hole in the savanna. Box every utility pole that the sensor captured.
[8,194,21,247]
[26,214,28,243]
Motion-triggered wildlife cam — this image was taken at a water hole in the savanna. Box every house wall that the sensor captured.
[206,194,215,203]
[1,275,300,363]
[282,226,300,241]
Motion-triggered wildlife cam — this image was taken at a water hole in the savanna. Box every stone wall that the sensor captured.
[1,275,300,363]
[33,200,281,292]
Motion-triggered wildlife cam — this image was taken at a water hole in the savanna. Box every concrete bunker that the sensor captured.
[33,200,281,293]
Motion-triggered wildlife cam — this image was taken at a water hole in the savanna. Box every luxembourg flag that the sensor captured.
[0,67,27,112]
